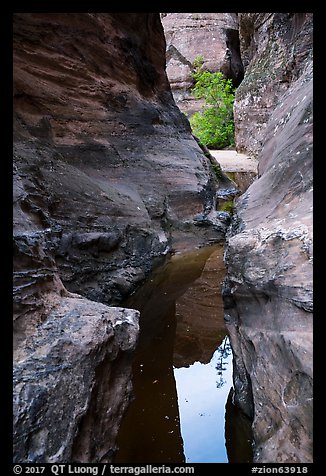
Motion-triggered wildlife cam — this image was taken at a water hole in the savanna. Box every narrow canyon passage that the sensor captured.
[113,244,252,463]
[12,12,313,465]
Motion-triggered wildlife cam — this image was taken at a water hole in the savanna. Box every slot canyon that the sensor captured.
[13,12,312,464]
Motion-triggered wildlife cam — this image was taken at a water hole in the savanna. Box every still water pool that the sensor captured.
[114,244,252,463]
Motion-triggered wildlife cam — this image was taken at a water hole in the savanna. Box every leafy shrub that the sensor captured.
[219,200,235,214]
[190,58,236,149]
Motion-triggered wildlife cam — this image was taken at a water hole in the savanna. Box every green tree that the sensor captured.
[190,58,236,149]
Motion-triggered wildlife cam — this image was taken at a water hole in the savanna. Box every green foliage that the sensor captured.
[219,200,235,214]
[192,54,204,71]
[190,109,235,149]
[190,57,236,149]
[211,161,223,179]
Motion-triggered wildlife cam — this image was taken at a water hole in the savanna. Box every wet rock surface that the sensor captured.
[224,13,313,463]
[13,11,313,464]
[13,178,140,463]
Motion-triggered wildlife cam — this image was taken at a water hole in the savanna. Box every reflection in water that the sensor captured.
[225,388,253,463]
[114,301,184,463]
[114,244,251,463]
[174,337,233,463]
[173,247,226,368]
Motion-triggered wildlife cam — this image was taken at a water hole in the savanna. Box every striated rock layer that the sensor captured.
[13,13,235,462]
[224,13,313,462]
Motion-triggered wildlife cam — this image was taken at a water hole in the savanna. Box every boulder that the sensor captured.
[13,216,139,463]
[14,296,139,463]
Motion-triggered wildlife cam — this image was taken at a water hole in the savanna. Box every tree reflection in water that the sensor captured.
[216,337,232,389]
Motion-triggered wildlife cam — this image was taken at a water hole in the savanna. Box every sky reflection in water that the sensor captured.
[174,337,233,463]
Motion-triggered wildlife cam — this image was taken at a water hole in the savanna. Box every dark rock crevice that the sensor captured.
[222,27,244,87]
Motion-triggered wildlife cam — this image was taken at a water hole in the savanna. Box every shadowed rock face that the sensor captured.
[13,13,235,463]
[224,13,313,463]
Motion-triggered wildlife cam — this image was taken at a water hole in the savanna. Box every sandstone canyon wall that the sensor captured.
[13,13,234,463]
[223,13,313,462]
[161,13,244,115]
